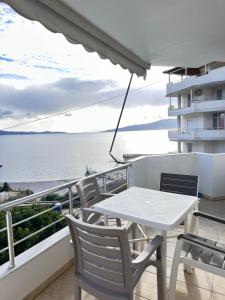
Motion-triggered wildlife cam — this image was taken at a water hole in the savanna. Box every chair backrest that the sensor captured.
[160,173,198,196]
[66,214,132,296]
[76,176,101,208]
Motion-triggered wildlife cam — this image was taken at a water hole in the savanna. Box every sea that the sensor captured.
[0,130,176,182]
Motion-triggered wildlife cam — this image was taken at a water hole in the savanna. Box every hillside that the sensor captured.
[106,118,176,132]
[0,130,65,135]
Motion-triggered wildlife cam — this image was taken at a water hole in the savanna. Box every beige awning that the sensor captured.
[2,0,225,78]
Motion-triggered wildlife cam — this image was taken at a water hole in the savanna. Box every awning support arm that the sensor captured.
[109,73,133,163]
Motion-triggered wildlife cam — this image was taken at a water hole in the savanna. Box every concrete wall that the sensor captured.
[129,153,225,199]
[0,227,73,300]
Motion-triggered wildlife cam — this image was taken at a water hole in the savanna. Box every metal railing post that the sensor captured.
[6,210,15,269]
[103,175,107,193]
[126,166,129,189]
[68,187,73,215]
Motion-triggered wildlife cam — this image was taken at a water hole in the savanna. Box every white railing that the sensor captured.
[192,97,225,103]
[169,98,225,111]
[0,164,130,269]
[169,128,225,141]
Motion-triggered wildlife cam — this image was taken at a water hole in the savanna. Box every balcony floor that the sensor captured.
[34,199,225,300]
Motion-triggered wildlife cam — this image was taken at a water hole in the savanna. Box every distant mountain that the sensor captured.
[0,130,66,136]
[106,118,177,132]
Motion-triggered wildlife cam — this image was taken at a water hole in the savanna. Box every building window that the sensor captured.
[187,143,192,153]
[213,113,218,129]
[216,89,223,100]
[219,112,225,129]
[212,112,224,129]
[187,94,191,107]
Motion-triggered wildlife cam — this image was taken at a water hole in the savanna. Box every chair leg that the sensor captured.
[156,245,165,300]
[74,276,81,300]
[128,293,133,300]
[189,215,198,234]
[157,261,165,300]
[131,223,137,250]
[116,218,122,227]
[168,240,183,300]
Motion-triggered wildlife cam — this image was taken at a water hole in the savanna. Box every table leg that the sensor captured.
[189,202,199,235]
[184,214,192,274]
[104,215,108,226]
[184,214,189,233]
[161,230,167,299]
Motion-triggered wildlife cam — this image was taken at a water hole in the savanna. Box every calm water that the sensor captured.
[0,130,176,182]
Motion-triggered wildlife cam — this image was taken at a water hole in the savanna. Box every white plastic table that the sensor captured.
[94,187,198,298]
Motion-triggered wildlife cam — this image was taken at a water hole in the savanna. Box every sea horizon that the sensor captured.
[0,130,176,183]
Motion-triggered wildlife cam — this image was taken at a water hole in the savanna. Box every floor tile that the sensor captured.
[213,275,225,295]
[171,281,212,300]
[211,292,225,300]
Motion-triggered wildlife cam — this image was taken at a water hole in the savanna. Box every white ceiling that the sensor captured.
[3,0,225,76]
[63,0,225,67]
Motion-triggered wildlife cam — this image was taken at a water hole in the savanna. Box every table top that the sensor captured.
[94,187,198,230]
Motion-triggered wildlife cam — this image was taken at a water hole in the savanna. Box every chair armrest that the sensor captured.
[81,207,102,224]
[131,235,163,268]
[82,207,126,227]
[81,207,101,214]
[100,193,115,198]
[178,233,225,255]
[124,221,133,232]
[193,211,225,225]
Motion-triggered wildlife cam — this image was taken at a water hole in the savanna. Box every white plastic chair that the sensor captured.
[169,211,225,300]
[66,213,165,300]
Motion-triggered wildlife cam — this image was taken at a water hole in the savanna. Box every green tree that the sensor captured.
[0,182,12,192]
[0,204,66,266]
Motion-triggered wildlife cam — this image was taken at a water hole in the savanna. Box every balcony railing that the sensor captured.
[0,164,129,269]
[169,98,225,111]
[169,128,225,140]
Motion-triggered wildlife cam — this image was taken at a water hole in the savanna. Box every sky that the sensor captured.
[0,3,172,133]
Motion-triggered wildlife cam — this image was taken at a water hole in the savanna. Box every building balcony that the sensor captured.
[169,130,194,140]
[168,99,225,117]
[169,128,225,141]
[1,154,225,299]
[166,66,225,96]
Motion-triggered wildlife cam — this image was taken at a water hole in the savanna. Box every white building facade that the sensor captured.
[166,62,225,153]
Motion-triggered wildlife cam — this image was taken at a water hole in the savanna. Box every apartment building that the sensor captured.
[166,62,225,153]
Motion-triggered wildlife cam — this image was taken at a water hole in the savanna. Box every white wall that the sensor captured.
[204,113,212,129]
[212,141,225,153]
[0,227,73,300]
[203,87,213,100]
[192,142,205,152]
[181,93,188,108]
[129,153,225,199]
[212,154,225,196]
[129,154,197,191]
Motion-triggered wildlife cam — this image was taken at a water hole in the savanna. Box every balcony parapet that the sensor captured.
[169,128,225,141]
[168,98,225,116]
[166,66,225,96]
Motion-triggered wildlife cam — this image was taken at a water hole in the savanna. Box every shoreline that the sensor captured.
[0,178,80,194]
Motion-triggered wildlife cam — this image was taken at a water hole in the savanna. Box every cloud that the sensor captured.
[32,64,69,73]
[0,55,15,62]
[0,77,167,123]
[0,3,16,28]
[0,73,28,80]
[0,108,14,119]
